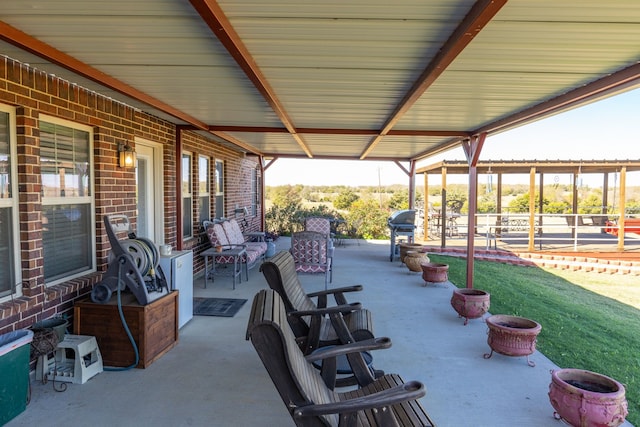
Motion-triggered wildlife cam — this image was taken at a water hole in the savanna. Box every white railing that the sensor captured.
[474,212,625,251]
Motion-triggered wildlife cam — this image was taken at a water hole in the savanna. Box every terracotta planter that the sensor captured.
[398,242,423,264]
[450,289,490,325]
[420,262,449,284]
[549,368,628,427]
[404,251,429,272]
[483,314,541,367]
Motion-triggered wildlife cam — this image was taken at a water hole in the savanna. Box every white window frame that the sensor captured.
[182,151,193,238]
[0,104,21,301]
[40,115,96,285]
[198,155,210,225]
[251,167,258,216]
[215,159,224,219]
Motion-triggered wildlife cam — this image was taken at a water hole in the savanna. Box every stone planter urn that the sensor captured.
[450,288,490,325]
[420,262,449,284]
[399,242,423,264]
[549,368,628,427]
[404,251,429,273]
[483,314,541,367]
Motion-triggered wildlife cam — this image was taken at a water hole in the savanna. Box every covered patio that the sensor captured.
[0,2,638,425]
[8,238,633,427]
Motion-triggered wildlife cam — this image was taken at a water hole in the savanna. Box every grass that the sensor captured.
[429,254,639,425]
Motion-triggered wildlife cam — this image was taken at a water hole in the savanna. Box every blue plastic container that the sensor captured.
[0,329,34,425]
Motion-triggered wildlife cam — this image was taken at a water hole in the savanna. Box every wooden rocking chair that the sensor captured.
[246,289,436,427]
[260,250,374,355]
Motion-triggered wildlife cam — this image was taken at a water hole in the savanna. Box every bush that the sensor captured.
[333,189,360,210]
[265,201,343,236]
[347,199,390,239]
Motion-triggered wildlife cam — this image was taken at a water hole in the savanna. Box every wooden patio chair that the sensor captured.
[291,230,333,287]
[260,250,374,353]
[246,289,436,427]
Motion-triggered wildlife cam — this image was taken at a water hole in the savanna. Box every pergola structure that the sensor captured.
[416,159,640,253]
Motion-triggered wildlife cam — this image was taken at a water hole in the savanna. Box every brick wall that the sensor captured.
[0,57,262,337]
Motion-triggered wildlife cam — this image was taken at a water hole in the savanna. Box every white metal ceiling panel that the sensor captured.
[0,0,638,160]
[368,135,449,159]
[397,0,640,134]
[221,1,473,130]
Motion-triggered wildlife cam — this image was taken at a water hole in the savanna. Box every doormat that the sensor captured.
[193,297,247,317]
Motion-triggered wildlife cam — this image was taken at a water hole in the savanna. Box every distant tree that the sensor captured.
[477,194,496,213]
[578,194,605,214]
[271,185,303,208]
[347,199,389,239]
[388,191,409,211]
[508,192,549,213]
[546,200,571,214]
[333,189,360,210]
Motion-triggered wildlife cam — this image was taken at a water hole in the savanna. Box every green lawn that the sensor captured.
[429,254,639,425]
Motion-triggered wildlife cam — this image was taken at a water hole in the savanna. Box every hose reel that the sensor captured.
[91,215,168,305]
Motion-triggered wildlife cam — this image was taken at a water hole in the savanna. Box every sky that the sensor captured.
[265,87,639,188]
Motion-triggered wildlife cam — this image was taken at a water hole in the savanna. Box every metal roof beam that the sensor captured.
[189,0,313,158]
[208,125,470,137]
[359,0,508,159]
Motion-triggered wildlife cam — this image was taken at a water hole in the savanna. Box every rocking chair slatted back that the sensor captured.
[260,251,374,351]
[247,289,436,427]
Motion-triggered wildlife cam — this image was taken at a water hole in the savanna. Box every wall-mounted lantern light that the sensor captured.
[118,142,136,168]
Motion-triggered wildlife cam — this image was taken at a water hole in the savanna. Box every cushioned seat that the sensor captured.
[203,220,267,280]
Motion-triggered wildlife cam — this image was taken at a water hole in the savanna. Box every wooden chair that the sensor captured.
[291,230,333,288]
[260,250,374,354]
[246,289,436,427]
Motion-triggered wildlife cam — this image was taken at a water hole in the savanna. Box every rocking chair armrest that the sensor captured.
[307,285,363,308]
[292,380,426,418]
[307,285,363,298]
[290,302,362,317]
[305,337,392,363]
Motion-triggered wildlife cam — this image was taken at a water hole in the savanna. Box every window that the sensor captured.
[182,152,193,238]
[198,155,210,225]
[40,116,95,283]
[214,160,224,219]
[251,167,258,216]
[0,105,20,299]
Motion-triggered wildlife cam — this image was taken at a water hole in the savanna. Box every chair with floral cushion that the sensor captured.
[222,219,267,260]
[304,216,335,253]
[291,230,332,288]
[202,220,265,285]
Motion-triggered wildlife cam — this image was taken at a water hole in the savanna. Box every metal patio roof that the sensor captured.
[417,159,640,175]
[0,0,639,162]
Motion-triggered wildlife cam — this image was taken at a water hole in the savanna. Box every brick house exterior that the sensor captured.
[0,57,263,337]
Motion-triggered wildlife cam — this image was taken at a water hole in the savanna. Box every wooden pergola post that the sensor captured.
[618,167,627,251]
[528,167,536,252]
[423,172,429,241]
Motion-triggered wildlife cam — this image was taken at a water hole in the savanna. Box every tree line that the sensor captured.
[265,184,640,239]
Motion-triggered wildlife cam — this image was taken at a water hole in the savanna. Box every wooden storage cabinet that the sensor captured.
[74,291,178,368]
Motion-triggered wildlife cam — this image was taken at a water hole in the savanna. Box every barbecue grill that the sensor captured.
[387,209,416,261]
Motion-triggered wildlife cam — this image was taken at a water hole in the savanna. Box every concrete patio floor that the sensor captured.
[8,237,633,427]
